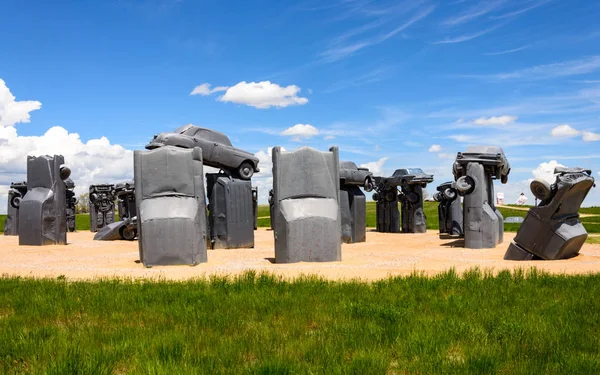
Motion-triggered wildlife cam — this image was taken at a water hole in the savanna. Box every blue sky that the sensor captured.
[1,0,599,207]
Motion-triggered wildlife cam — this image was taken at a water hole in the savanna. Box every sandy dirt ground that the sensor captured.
[1,229,599,282]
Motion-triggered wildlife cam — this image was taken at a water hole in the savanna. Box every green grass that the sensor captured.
[1,270,600,374]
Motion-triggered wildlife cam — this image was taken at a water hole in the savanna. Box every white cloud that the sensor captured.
[551,124,580,138]
[189,83,228,96]
[474,115,517,126]
[193,81,308,109]
[428,144,442,152]
[582,131,600,142]
[323,135,335,140]
[0,80,133,213]
[532,160,565,183]
[359,157,388,176]
[0,79,42,127]
[550,125,600,141]
[438,153,455,160]
[281,124,319,141]
[251,146,287,204]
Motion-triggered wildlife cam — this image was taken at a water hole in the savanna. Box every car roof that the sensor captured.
[173,125,232,145]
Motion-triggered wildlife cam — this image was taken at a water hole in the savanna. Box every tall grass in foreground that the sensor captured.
[1,270,600,374]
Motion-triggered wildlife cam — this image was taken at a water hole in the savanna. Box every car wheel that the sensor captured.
[407,192,419,203]
[120,227,137,241]
[372,192,380,201]
[501,174,508,184]
[238,162,254,180]
[443,188,456,200]
[456,176,475,195]
[364,177,374,192]
[10,195,21,209]
[530,178,552,201]
[385,191,397,201]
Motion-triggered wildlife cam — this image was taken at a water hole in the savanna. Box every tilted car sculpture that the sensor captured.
[453,146,510,249]
[65,178,77,232]
[505,167,595,260]
[145,124,260,180]
[388,168,434,189]
[433,181,463,236]
[3,182,28,236]
[271,146,341,263]
[135,146,208,266]
[89,184,115,232]
[94,181,138,241]
[339,160,373,243]
[16,155,71,246]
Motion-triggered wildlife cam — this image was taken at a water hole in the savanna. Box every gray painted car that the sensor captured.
[339,161,374,191]
[453,146,511,184]
[145,125,260,180]
[387,168,434,188]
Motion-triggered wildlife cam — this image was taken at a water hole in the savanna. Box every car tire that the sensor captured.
[238,162,254,180]
[407,192,419,203]
[530,178,552,201]
[372,192,380,201]
[364,177,374,192]
[120,227,137,241]
[501,174,508,184]
[456,176,475,195]
[10,196,21,209]
[385,191,397,202]
[443,188,456,200]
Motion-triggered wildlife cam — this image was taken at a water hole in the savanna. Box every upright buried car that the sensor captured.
[145,125,259,180]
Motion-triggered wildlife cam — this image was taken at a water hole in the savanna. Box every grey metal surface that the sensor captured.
[272,146,341,263]
[65,178,77,232]
[268,188,275,230]
[134,146,208,266]
[340,185,366,243]
[504,167,595,260]
[454,146,510,249]
[3,182,27,236]
[89,184,115,232]
[433,181,463,236]
[206,173,254,249]
[18,155,70,246]
[145,125,260,180]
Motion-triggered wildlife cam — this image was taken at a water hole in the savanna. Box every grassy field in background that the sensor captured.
[1,270,600,374]
[2,202,599,235]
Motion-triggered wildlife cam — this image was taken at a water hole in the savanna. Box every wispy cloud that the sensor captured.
[490,0,551,19]
[320,3,436,62]
[442,0,507,26]
[484,45,530,55]
[433,23,505,44]
[323,67,388,93]
[460,55,600,80]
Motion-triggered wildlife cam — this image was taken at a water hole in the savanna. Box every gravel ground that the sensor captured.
[1,229,599,281]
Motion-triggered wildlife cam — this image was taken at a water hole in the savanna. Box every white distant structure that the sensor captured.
[516,193,528,205]
[496,192,505,205]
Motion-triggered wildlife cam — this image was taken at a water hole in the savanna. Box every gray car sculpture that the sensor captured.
[339,160,373,243]
[145,124,260,180]
[135,146,208,266]
[372,177,401,233]
[4,182,27,236]
[16,155,71,246]
[272,146,342,263]
[89,184,115,232]
[94,181,137,241]
[453,146,510,249]
[433,181,463,236]
[388,168,434,189]
[65,178,77,232]
[505,167,595,260]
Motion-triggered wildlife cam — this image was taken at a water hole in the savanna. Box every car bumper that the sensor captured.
[145,141,165,149]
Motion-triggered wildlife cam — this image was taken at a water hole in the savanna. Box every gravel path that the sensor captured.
[1,229,599,281]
